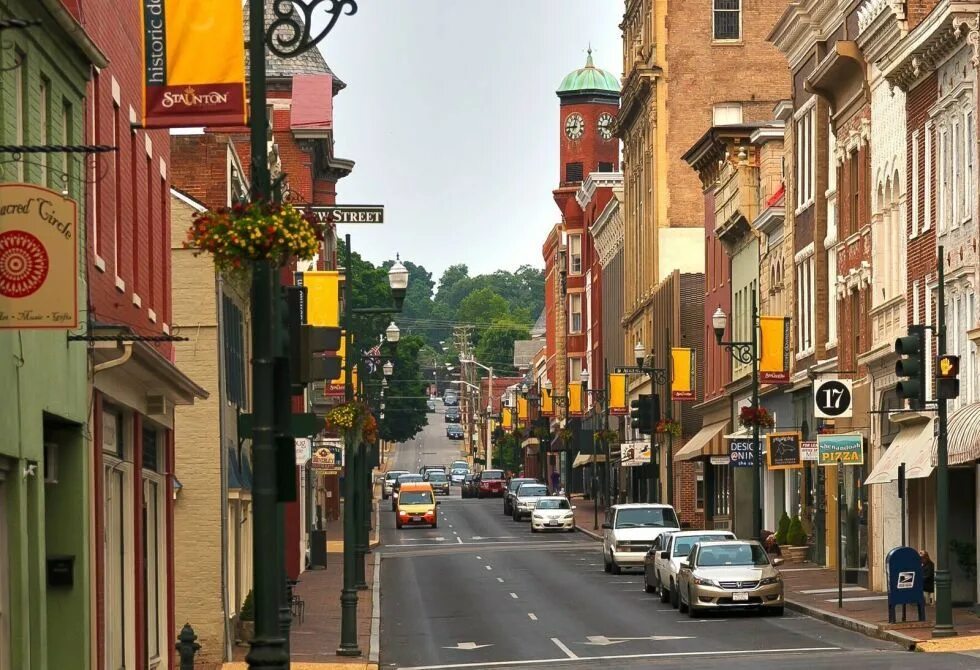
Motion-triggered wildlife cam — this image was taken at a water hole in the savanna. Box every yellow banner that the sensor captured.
[502,409,513,429]
[518,397,529,421]
[671,348,696,401]
[141,0,247,128]
[759,316,791,383]
[569,384,583,415]
[608,374,627,415]
[541,387,554,415]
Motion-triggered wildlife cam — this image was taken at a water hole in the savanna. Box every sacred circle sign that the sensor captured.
[0,184,77,329]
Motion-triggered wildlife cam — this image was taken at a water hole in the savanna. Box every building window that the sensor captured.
[565,162,583,183]
[568,234,582,274]
[13,50,25,181]
[146,155,155,309]
[966,111,975,221]
[795,104,816,211]
[568,293,583,333]
[102,409,131,670]
[712,464,731,517]
[223,296,247,407]
[91,71,101,259]
[695,461,705,511]
[598,161,614,172]
[713,0,741,41]
[827,250,838,345]
[924,122,933,231]
[939,128,949,233]
[568,357,583,387]
[848,152,859,237]
[143,477,163,665]
[795,248,815,355]
[62,100,73,195]
[113,103,122,276]
[131,129,140,293]
[713,102,743,126]
[911,130,920,237]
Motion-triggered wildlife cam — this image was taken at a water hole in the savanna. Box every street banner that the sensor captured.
[817,433,864,466]
[801,440,818,461]
[759,316,791,383]
[501,408,513,429]
[0,183,78,329]
[140,0,247,128]
[621,441,651,466]
[518,396,529,421]
[568,383,583,416]
[766,432,802,470]
[608,373,627,415]
[541,388,554,416]
[301,271,344,397]
[671,347,696,401]
[729,438,755,467]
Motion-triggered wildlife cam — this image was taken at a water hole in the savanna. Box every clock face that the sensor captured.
[597,112,615,140]
[565,113,585,140]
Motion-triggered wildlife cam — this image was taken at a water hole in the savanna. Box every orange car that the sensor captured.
[395,482,440,529]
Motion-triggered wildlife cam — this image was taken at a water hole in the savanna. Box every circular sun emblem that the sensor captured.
[0,230,50,298]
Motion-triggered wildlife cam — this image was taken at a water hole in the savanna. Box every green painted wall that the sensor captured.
[0,1,93,668]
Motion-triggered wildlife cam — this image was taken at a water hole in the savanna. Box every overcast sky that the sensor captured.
[316,1,624,282]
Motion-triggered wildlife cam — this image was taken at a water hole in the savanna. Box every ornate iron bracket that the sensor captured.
[67,333,189,342]
[721,342,754,365]
[265,0,358,58]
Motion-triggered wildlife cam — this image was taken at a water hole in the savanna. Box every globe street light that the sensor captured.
[388,256,409,309]
[385,322,400,343]
[383,360,394,377]
[634,341,646,367]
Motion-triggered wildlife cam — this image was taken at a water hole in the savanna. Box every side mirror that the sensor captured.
[601,522,612,530]
[772,557,784,566]
[571,505,577,510]
[660,551,669,560]
[679,561,690,571]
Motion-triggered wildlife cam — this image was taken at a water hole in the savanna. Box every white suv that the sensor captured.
[645,529,735,606]
[602,504,679,574]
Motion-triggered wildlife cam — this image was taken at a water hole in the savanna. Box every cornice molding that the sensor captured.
[576,172,624,209]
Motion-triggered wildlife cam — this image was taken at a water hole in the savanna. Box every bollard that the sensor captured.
[175,623,201,670]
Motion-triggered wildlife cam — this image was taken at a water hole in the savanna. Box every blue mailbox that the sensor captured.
[885,546,925,623]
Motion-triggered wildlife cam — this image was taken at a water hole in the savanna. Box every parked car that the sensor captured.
[602,503,680,574]
[443,392,459,406]
[427,398,437,412]
[511,482,550,521]
[646,530,736,605]
[530,496,576,532]
[676,540,785,617]
[461,473,478,498]
[476,469,506,498]
[449,467,469,483]
[419,465,445,476]
[382,469,409,500]
[446,424,464,440]
[391,473,424,510]
[444,407,461,423]
[395,482,439,529]
[503,477,538,516]
[425,471,451,496]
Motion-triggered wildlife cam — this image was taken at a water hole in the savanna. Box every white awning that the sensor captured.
[865,415,935,485]
[674,420,729,461]
[945,403,980,465]
[572,452,607,468]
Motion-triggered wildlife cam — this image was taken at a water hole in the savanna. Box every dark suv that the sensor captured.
[444,407,461,423]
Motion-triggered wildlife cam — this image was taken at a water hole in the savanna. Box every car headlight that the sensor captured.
[562,513,574,519]
[759,576,781,586]
[532,514,544,520]
[693,576,718,587]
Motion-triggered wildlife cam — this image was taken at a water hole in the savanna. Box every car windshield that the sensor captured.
[535,499,570,510]
[482,470,504,480]
[614,507,679,528]
[452,468,467,474]
[386,472,408,481]
[696,544,770,567]
[509,479,534,491]
[397,475,423,483]
[399,491,433,505]
[518,485,548,497]
[673,534,734,556]
[428,473,447,482]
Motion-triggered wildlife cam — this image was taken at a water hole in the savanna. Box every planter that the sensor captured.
[782,545,809,563]
[236,618,254,645]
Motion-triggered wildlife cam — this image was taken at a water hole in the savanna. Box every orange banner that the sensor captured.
[671,348,696,401]
[141,0,247,128]
[608,374,627,415]
[518,397,529,421]
[760,316,791,383]
[541,387,554,416]
[569,384,583,416]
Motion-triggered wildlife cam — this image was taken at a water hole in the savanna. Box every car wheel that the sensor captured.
[644,573,655,593]
[659,581,670,603]
[531,527,538,533]
[512,511,519,522]
[432,522,438,529]
[610,556,622,575]
[503,503,510,515]
[670,582,679,609]
[603,548,612,573]
[687,588,700,618]
[678,587,689,614]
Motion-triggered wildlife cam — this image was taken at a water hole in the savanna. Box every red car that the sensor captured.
[477,469,506,498]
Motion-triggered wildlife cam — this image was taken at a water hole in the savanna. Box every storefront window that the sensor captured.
[842,462,869,571]
[712,464,731,516]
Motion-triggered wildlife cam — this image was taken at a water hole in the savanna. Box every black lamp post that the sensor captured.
[711,290,761,541]
[579,369,608,530]
[631,342,669,503]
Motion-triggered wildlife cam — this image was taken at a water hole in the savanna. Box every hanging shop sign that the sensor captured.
[140,0,247,128]
[729,438,755,467]
[813,378,853,418]
[311,440,343,472]
[0,184,78,329]
[671,347,697,401]
[766,432,802,470]
[295,438,312,465]
[620,441,651,467]
[759,316,791,383]
[817,433,864,466]
[801,440,818,462]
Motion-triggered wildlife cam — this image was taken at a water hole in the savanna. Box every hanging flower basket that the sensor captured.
[184,201,323,271]
[655,419,681,437]
[325,401,373,442]
[739,406,775,429]
[362,412,378,444]
[556,428,574,445]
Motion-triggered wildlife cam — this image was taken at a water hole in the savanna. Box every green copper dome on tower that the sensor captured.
[557,49,620,97]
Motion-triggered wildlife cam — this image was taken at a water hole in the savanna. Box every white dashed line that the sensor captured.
[485,565,492,571]
[551,637,578,660]
[528,613,537,621]
[496,577,504,583]
[509,592,519,599]
[456,537,463,544]
[476,556,481,560]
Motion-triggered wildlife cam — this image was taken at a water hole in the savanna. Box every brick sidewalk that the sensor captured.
[568,494,980,650]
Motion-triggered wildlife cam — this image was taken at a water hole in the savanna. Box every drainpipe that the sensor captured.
[216,274,233,660]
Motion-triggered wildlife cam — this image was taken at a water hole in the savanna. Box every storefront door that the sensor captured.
[0,468,9,670]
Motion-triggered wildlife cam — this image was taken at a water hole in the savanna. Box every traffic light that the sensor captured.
[283,286,342,389]
[936,354,961,400]
[630,394,658,434]
[895,325,926,407]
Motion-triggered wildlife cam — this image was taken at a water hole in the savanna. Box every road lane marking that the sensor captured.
[527,613,537,620]
[509,592,518,599]
[551,638,578,659]
[800,586,865,594]
[442,642,493,650]
[475,556,481,560]
[397,646,842,670]
[676,619,727,623]
[496,577,504,583]
[456,537,463,544]
[823,595,888,602]
[485,565,492,570]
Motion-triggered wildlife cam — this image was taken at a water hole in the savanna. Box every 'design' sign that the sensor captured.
[0,184,78,329]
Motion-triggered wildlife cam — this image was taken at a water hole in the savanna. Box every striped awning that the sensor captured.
[939,402,980,466]
[865,415,935,485]
[674,419,729,461]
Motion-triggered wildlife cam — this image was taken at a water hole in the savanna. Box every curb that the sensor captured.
[370,500,381,549]
[576,525,602,542]
[784,599,919,650]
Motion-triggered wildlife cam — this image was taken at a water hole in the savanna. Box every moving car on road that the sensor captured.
[503,477,538,516]
[511,482,549,521]
[476,469,506,498]
[443,391,459,406]
[530,496,576,532]
[646,529,736,605]
[676,540,785,617]
[395,482,440,529]
[446,424,464,440]
[449,467,469,484]
[419,465,444,477]
[382,470,409,500]
[427,398,437,412]
[392,473,424,510]
[602,503,679,574]
[461,473,478,498]
[444,407,461,423]
[425,470,450,496]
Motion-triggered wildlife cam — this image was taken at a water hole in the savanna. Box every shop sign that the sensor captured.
[295,438,312,465]
[620,441,651,467]
[311,440,343,472]
[801,440,818,462]
[817,433,864,466]
[729,438,755,467]
[0,184,78,329]
[309,205,384,225]
[814,379,853,418]
[766,432,802,470]
[709,456,730,466]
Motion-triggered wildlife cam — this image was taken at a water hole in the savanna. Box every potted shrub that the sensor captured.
[236,589,255,644]
[784,516,808,561]
[774,511,791,545]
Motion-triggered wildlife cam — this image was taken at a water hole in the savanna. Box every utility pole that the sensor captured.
[933,246,955,638]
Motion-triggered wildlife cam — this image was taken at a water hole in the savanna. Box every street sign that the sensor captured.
[729,438,755,467]
[294,438,311,465]
[308,205,384,225]
[817,433,864,466]
[814,379,853,418]
[614,366,646,374]
[767,432,802,470]
[620,441,651,466]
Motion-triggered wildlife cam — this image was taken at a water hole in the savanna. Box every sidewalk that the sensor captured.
[568,494,980,653]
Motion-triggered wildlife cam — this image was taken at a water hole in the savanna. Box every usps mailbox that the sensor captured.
[885,546,925,623]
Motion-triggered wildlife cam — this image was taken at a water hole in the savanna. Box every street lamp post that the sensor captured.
[711,290,761,541]
[579,369,608,530]
[632,343,669,504]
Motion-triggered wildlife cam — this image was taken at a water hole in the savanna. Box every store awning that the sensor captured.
[674,419,728,462]
[522,438,540,455]
[573,452,607,468]
[865,415,935,485]
[945,403,980,465]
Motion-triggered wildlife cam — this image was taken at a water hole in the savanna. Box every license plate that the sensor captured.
[547,521,559,526]
[411,516,421,522]
[733,592,749,602]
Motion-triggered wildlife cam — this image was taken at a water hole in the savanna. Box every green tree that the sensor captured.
[373,334,429,443]
[475,320,531,377]
[456,288,511,326]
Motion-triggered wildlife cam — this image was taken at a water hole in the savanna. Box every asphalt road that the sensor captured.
[378,405,979,669]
